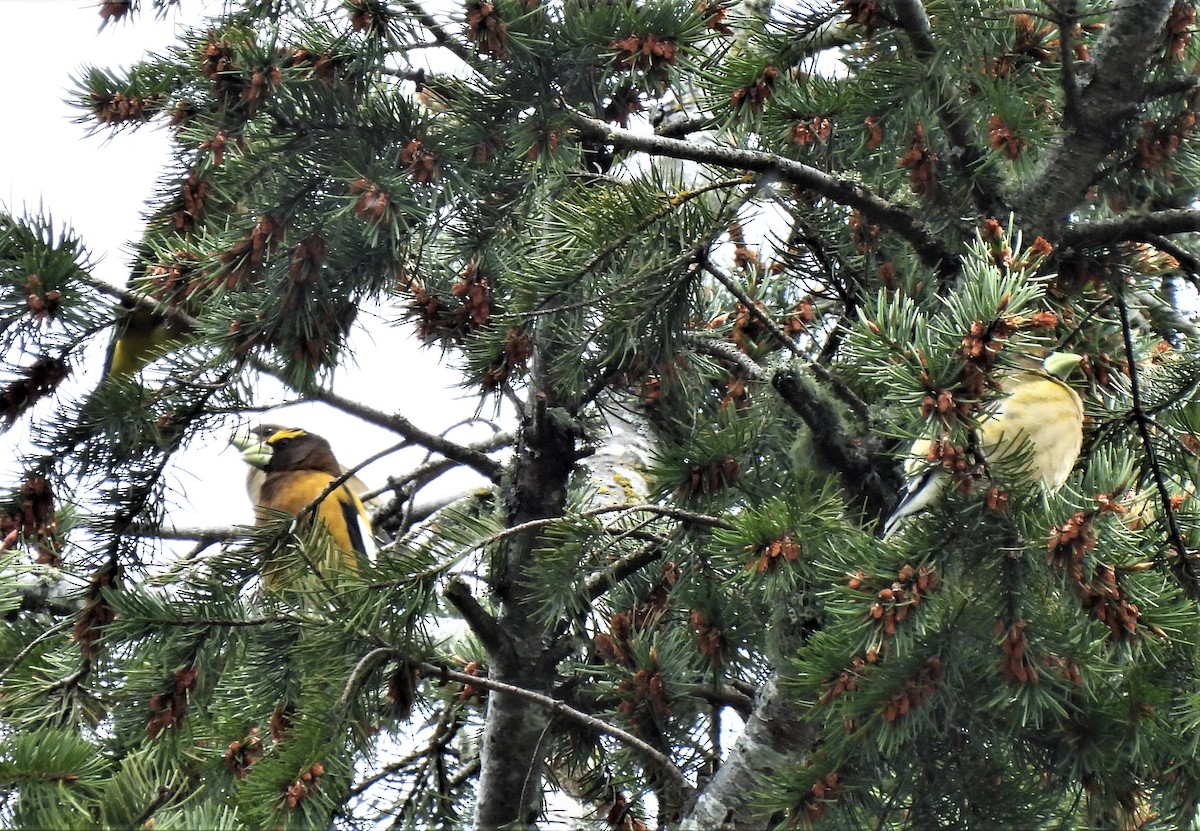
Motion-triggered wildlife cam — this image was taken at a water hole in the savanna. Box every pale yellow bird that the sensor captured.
[883,352,1084,537]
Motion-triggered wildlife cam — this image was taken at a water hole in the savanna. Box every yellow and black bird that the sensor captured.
[883,351,1085,537]
[235,424,381,512]
[104,299,192,380]
[231,425,376,586]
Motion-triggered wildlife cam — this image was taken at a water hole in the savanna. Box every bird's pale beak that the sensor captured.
[231,428,273,468]
[230,427,255,452]
[1043,352,1083,380]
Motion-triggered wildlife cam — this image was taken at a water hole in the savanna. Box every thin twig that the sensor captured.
[392,0,479,68]
[118,523,239,542]
[1145,234,1200,289]
[347,702,466,799]
[299,385,504,482]
[288,438,413,548]
[422,662,689,793]
[393,502,729,587]
[370,431,512,500]
[335,647,399,722]
[565,107,955,272]
[1115,285,1200,596]
[0,618,72,684]
[701,261,805,359]
[347,743,426,797]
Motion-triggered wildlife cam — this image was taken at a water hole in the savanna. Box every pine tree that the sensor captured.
[4,0,1200,828]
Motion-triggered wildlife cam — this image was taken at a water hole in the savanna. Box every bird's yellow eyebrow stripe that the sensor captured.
[267,428,308,443]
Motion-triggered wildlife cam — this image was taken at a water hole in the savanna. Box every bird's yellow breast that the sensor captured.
[256,470,372,558]
[978,372,1084,489]
[106,309,188,379]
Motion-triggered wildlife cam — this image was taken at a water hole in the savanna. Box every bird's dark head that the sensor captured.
[231,426,340,476]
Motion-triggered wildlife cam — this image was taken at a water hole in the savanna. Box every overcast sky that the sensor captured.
[1,1,195,287]
[0,0,501,533]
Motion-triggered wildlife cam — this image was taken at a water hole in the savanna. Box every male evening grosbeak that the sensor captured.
[233,424,381,512]
[882,351,1085,538]
[231,425,376,584]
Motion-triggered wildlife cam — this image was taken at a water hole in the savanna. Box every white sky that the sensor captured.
[0,0,503,533]
[1,1,191,288]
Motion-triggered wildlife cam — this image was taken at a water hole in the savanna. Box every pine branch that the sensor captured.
[889,0,1007,217]
[347,701,465,798]
[348,738,429,800]
[654,113,716,138]
[687,683,754,718]
[584,541,666,601]
[701,261,805,360]
[1131,288,1200,340]
[386,0,481,70]
[0,619,72,685]
[120,523,239,542]
[70,360,233,699]
[1114,286,1200,598]
[423,662,689,794]
[565,109,955,272]
[444,576,511,662]
[335,647,398,722]
[771,366,901,522]
[1061,208,1200,248]
[591,503,731,527]
[349,431,512,532]
[385,490,480,532]
[1145,234,1200,285]
[685,332,765,378]
[131,782,188,829]
[448,757,481,788]
[681,331,894,524]
[1144,73,1200,99]
[533,177,748,317]
[685,330,870,426]
[1014,0,1175,235]
[81,606,310,629]
[300,386,505,482]
[380,65,438,81]
[400,501,731,586]
[82,278,506,483]
[680,673,813,830]
[366,431,513,503]
[87,273,199,339]
[1055,0,1084,124]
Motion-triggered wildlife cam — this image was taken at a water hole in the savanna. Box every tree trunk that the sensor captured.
[474,400,578,828]
[680,674,815,831]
